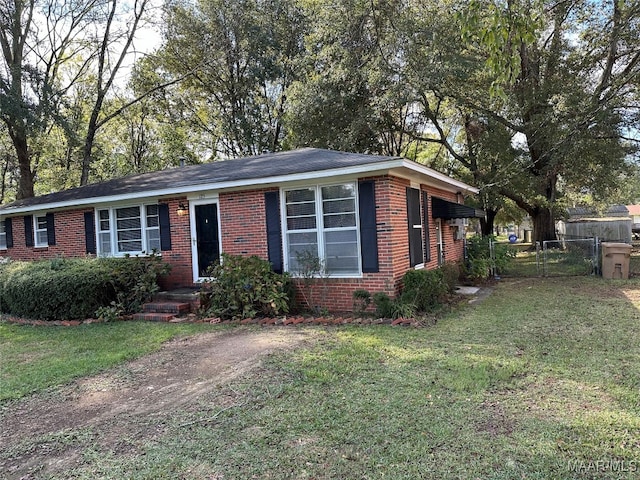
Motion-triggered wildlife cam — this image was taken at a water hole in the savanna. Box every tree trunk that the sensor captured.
[0,153,10,203]
[80,124,98,186]
[531,206,556,245]
[480,208,498,237]
[10,128,34,200]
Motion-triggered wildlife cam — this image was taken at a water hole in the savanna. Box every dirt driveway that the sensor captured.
[0,327,315,479]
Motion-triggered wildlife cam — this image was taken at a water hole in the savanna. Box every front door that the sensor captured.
[194,203,220,277]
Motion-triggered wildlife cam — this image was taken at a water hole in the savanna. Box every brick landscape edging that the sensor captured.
[1,315,424,327]
[196,315,422,327]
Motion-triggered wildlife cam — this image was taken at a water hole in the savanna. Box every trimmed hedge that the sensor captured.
[0,256,170,321]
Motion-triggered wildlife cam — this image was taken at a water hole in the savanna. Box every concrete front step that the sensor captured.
[142,302,191,314]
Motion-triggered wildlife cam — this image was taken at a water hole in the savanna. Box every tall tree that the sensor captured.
[79,0,152,185]
[158,0,306,158]
[0,0,159,197]
[285,0,413,155]
[395,0,639,242]
[0,126,17,203]
[0,0,98,198]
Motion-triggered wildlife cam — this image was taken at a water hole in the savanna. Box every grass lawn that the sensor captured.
[3,277,640,479]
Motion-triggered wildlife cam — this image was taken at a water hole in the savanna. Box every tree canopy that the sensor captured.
[0,0,638,242]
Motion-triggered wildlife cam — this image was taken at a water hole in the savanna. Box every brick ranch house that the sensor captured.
[0,149,483,311]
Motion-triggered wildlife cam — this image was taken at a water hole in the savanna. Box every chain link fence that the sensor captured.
[487,237,600,278]
[485,235,640,278]
[539,238,598,277]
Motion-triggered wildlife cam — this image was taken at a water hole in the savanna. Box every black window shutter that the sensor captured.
[158,203,172,251]
[358,180,379,273]
[5,217,13,248]
[264,191,283,273]
[406,187,424,267]
[84,211,96,254]
[24,215,34,247]
[421,191,431,262]
[46,213,56,246]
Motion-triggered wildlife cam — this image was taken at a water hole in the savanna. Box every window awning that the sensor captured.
[431,197,485,220]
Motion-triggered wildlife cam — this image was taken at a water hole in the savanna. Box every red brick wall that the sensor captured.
[387,176,413,290]
[219,189,272,257]
[0,209,92,260]
[0,199,195,291]
[159,196,192,290]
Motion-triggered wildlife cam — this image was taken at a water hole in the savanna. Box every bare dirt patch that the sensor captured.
[0,327,316,479]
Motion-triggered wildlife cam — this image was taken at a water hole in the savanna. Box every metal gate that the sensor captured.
[488,237,599,277]
[539,238,598,277]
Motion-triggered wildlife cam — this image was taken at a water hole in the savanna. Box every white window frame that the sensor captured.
[281,182,362,278]
[98,209,112,255]
[144,205,161,253]
[95,204,162,257]
[34,215,48,248]
[0,220,6,250]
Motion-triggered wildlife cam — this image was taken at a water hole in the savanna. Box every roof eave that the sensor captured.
[397,160,479,194]
[0,159,406,215]
[0,158,479,216]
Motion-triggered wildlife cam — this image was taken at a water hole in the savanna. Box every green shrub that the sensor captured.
[0,256,171,321]
[352,289,371,313]
[372,291,417,319]
[390,300,417,319]
[373,292,394,318]
[465,256,492,280]
[0,259,11,312]
[200,254,291,320]
[372,268,449,318]
[1,259,115,320]
[440,261,461,293]
[100,254,171,315]
[400,268,447,312]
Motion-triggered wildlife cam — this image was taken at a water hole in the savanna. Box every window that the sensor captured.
[97,204,162,255]
[98,210,112,254]
[284,183,360,276]
[116,206,143,252]
[34,215,48,247]
[0,220,6,250]
[145,205,161,252]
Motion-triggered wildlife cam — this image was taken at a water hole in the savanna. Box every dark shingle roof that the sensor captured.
[0,148,401,212]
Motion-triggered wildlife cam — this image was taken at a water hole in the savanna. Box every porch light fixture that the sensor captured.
[177,203,188,216]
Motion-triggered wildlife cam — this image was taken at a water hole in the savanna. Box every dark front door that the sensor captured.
[195,203,220,276]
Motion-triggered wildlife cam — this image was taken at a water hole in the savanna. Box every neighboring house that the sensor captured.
[559,205,632,243]
[0,148,482,311]
[627,205,640,236]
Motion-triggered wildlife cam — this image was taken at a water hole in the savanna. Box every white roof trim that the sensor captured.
[401,160,479,194]
[0,158,478,215]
